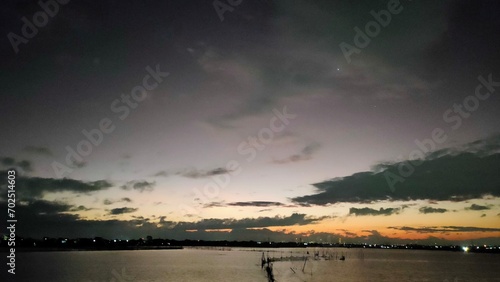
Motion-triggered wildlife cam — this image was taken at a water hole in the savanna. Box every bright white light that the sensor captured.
[462,246,469,252]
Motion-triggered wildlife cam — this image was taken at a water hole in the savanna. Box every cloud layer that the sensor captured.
[293,137,500,205]
[0,171,113,200]
[349,207,400,216]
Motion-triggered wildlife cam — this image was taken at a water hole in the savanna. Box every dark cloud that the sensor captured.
[227,201,284,207]
[152,167,234,179]
[389,226,500,233]
[19,199,73,215]
[1,172,113,199]
[272,143,321,164]
[176,167,232,179]
[466,204,491,211]
[71,161,87,169]
[3,198,499,245]
[336,229,358,237]
[70,205,93,212]
[23,146,53,156]
[0,157,33,172]
[292,136,500,205]
[203,201,226,208]
[8,199,90,217]
[153,170,169,177]
[121,180,155,192]
[202,0,443,128]
[17,160,33,172]
[171,213,325,230]
[204,201,290,208]
[103,197,133,205]
[108,207,138,215]
[349,207,400,216]
[0,199,331,240]
[258,209,272,213]
[419,206,449,214]
[1,157,15,166]
[8,209,325,240]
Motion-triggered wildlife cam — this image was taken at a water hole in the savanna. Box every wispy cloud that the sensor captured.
[349,207,400,216]
[176,167,232,179]
[108,207,138,215]
[0,157,33,172]
[23,146,53,156]
[419,206,449,214]
[272,142,321,164]
[19,199,73,215]
[70,205,93,212]
[170,213,327,230]
[121,180,155,192]
[203,201,289,208]
[389,226,500,233]
[103,197,133,205]
[227,201,284,207]
[203,201,226,208]
[465,204,491,211]
[0,172,113,200]
[153,170,169,177]
[16,199,91,214]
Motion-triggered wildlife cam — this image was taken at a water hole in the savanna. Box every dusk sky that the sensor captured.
[1,0,499,244]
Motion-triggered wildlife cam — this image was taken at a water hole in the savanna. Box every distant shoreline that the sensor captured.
[0,245,183,252]
[2,244,499,254]
[3,236,499,253]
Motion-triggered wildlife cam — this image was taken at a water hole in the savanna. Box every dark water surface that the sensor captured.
[5,248,500,281]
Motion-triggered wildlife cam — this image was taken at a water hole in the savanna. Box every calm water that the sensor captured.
[5,248,500,281]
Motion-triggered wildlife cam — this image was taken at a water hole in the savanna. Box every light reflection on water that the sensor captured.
[10,248,500,281]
